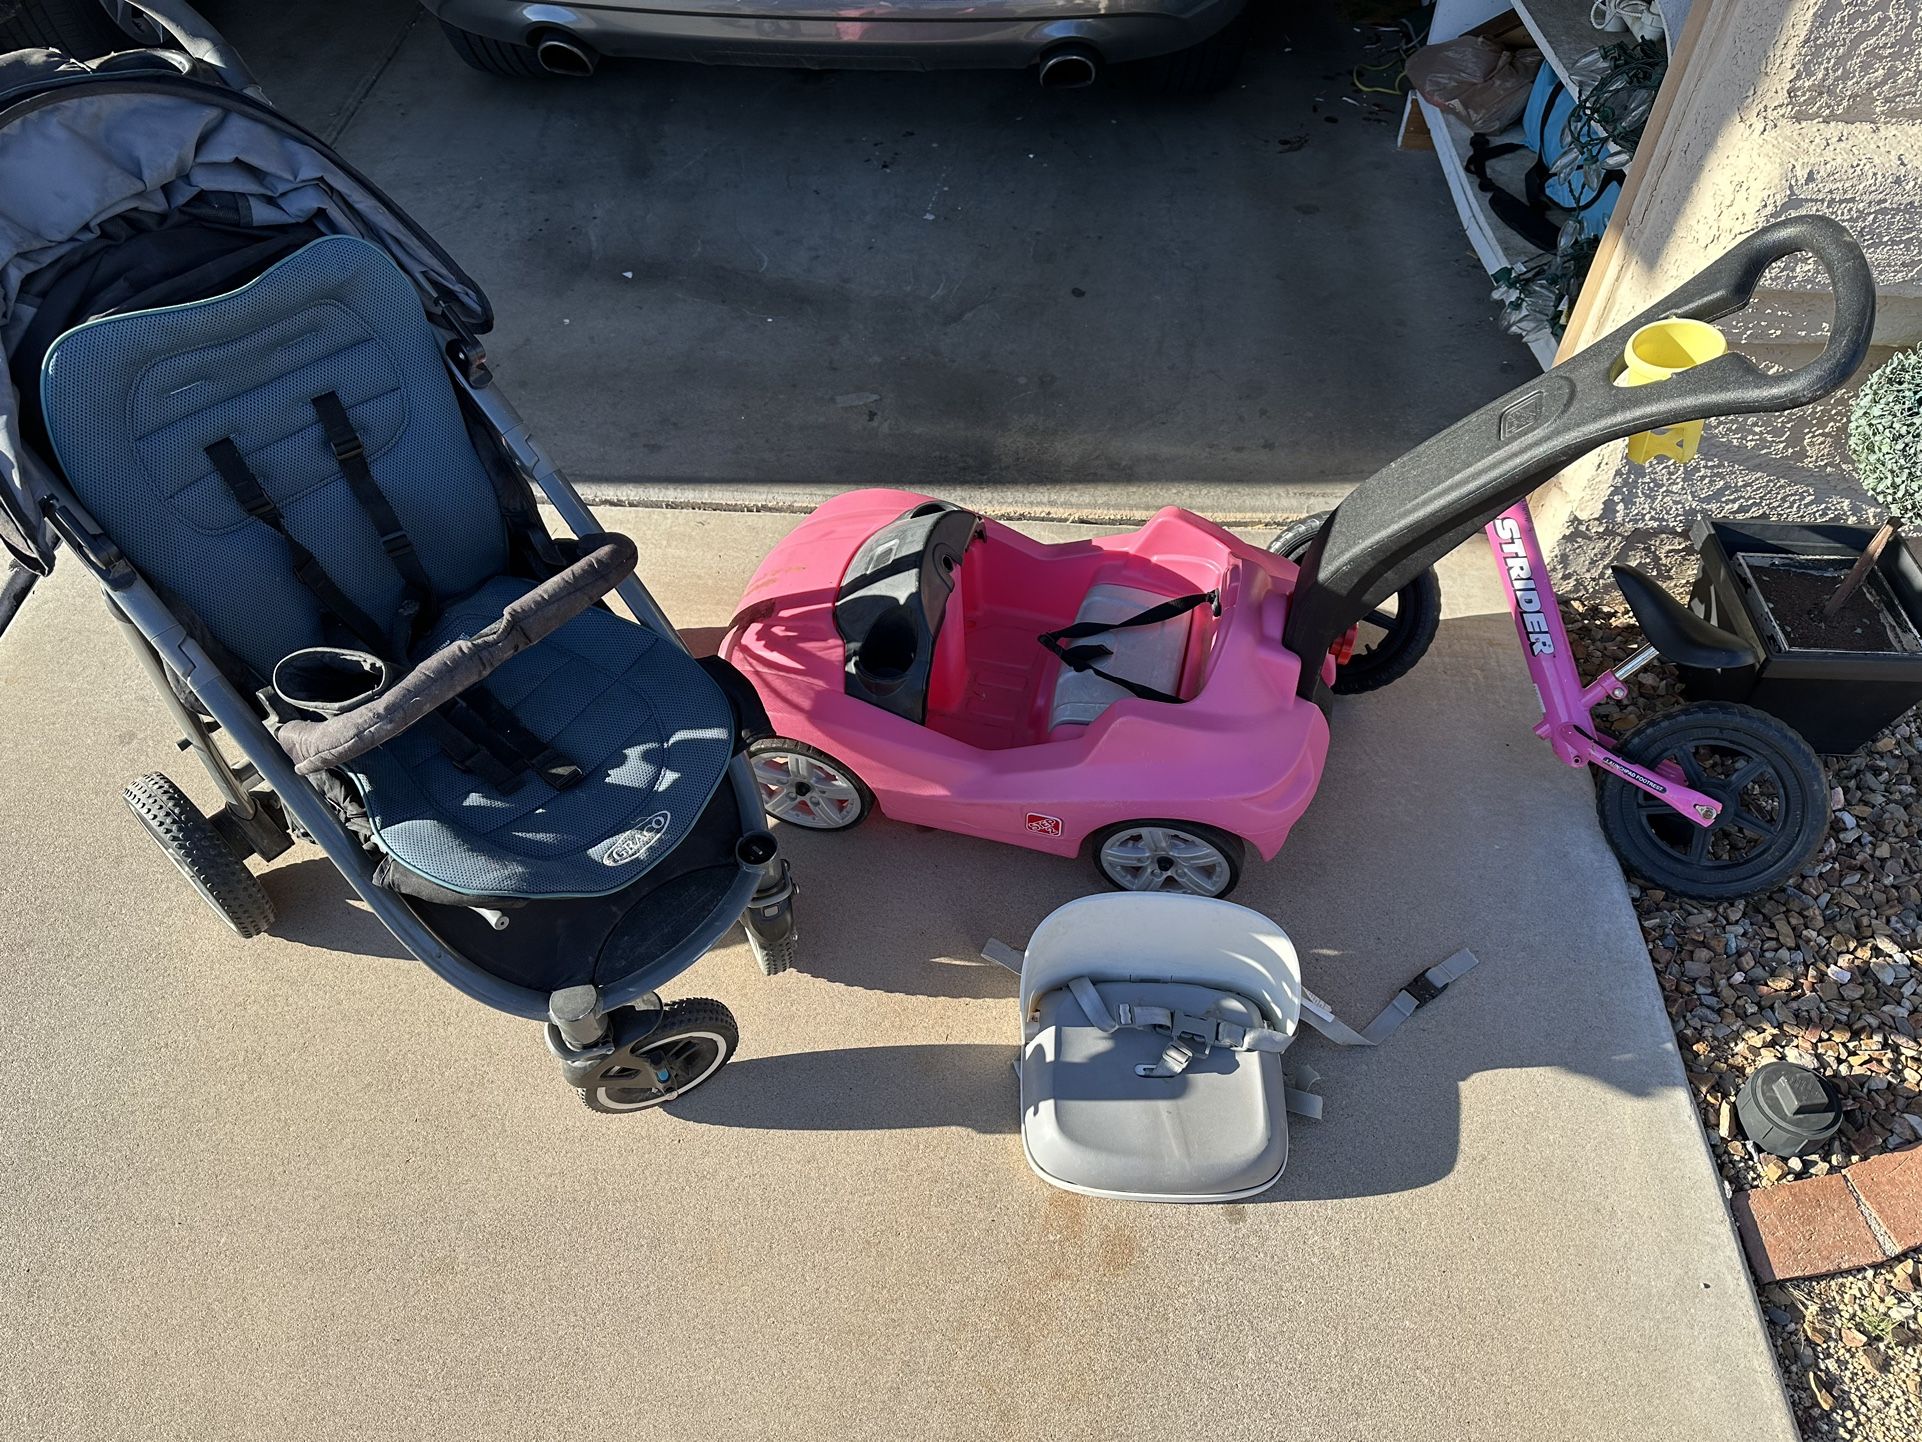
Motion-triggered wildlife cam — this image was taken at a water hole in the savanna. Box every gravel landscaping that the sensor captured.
[1566,597,1922,1439]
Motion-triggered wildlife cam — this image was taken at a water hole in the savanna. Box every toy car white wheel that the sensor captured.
[749,740,872,831]
[1093,821,1245,898]
[577,999,739,1113]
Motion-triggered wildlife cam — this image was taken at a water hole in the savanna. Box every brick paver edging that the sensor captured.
[1734,1144,1922,1283]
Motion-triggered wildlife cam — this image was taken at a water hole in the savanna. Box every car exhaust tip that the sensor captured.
[1037,45,1099,90]
[535,34,598,76]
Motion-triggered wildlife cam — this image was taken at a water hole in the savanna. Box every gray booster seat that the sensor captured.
[1001,894,1478,1203]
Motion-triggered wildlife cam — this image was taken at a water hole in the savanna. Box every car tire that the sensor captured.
[1091,820,1246,898]
[1123,11,1248,98]
[437,19,549,79]
[0,0,132,57]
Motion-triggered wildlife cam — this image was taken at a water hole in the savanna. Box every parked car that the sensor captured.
[421,0,1250,96]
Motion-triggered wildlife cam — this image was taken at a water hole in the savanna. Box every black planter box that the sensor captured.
[1681,518,1922,755]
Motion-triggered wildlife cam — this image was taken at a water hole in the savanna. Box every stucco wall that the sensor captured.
[1537,0,1922,582]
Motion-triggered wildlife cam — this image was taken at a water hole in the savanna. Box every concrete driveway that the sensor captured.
[0,7,1792,1439]
[0,508,1793,1441]
[194,0,1528,520]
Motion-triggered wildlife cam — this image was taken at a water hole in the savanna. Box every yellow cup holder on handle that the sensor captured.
[1615,317,1728,465]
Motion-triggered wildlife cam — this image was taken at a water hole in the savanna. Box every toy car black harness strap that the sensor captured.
[1037,588,1219,705]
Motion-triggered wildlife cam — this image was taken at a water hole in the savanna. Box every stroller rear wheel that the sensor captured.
[1596,702,1828,899]
[576,998,740,1113]
[123,772,275,938]
[1269,511,1442,694]
[1092,820,1245,898]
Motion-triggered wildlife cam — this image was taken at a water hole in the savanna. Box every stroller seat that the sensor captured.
[40,234,735,902]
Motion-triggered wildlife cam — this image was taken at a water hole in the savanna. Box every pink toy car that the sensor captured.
[723,490,1348,895]
[723,219,1875,902]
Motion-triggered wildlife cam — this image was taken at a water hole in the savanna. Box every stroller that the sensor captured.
[0,2,797,1111]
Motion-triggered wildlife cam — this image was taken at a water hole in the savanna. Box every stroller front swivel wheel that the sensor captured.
[123,772,275,938]
[1093,821,1245,898]
[1596,702,1828,900]
[576,998,740,1113]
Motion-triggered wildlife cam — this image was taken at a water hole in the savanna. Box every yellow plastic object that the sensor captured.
[1616,317,1728,465]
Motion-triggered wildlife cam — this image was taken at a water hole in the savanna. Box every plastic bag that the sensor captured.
[1406,37,1544,134]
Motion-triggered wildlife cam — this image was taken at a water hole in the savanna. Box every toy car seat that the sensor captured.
[38,234,737,912]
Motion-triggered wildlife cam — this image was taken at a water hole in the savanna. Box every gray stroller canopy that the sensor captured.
[0,45,489,572]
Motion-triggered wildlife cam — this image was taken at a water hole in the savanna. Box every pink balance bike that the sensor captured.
[722,217,1875,901]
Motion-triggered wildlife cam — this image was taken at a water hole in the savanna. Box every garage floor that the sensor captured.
[199,0,1530,520]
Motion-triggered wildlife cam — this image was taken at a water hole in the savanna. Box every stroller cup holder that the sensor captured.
[1283,214,1877,698]
[271,646,393,718]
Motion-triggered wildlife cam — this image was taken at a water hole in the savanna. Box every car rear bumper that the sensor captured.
[423,1,1245,69]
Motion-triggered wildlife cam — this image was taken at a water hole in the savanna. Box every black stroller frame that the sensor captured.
[0,2,796,1106]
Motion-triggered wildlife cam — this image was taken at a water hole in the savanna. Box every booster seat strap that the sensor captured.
[1036,589,1218,707]
[1297,948,1483,1047]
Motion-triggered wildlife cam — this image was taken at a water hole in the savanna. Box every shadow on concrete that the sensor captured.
[664,1015,1675,1206]
[670,1041,1019,1134]
[261,856,414,962]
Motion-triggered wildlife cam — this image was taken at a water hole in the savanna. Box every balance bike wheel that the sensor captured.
[1596,702,1828,900]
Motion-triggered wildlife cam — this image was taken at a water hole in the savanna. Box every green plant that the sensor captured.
[1849,348,1922,518]
[1824,349,1922,615]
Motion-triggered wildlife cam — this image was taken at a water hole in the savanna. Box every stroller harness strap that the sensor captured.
[309,393,584,792]
[203,431,575,793]
[1037,588,1218,706]
[204,435,391,653]
[311,390,437,624]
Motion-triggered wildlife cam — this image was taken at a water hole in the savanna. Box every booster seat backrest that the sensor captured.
[39,234,509,678]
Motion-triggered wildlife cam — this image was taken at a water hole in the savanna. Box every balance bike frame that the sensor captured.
[1488,499,1719,828]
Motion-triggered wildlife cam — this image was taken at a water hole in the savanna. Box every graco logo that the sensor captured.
[602,812,671,866]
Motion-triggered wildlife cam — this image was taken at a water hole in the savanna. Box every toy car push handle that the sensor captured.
[1282,215,1876,699]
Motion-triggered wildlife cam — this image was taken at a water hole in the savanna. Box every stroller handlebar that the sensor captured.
[1280,215,1879,699]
